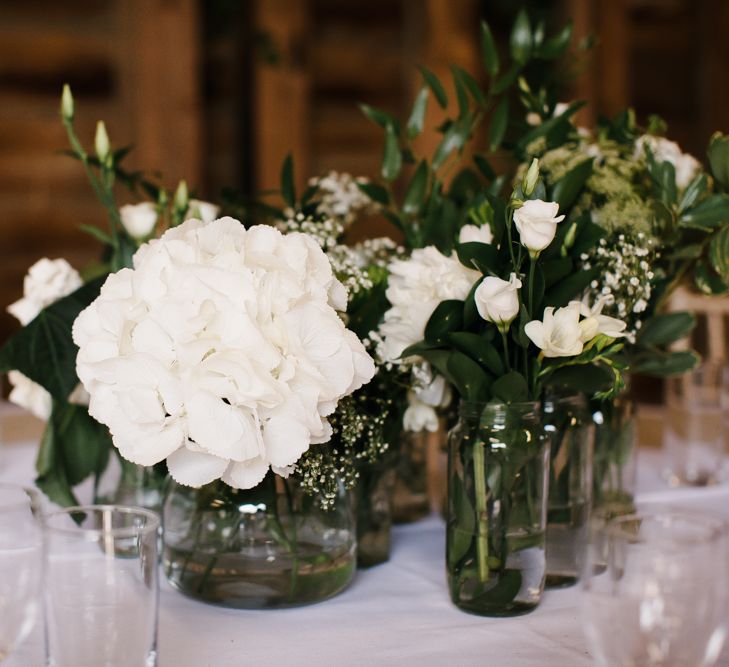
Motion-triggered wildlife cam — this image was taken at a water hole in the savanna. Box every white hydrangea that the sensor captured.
[635,135,701,190]
[72,217,375,490]
[6,258,83,418]
[378,246,481,362]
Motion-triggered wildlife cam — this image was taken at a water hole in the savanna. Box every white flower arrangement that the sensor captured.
[72,217,375,490]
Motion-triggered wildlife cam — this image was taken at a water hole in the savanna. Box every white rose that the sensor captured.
[7,258,82,326]
[73,217,375,490]
[635,135,701,190]
[474,273,522,331]
[120,202,158,239]
[378,247,480,361]
[573,296,627,343]
[524,303,584,357]
[513,199,565,256]
[7,371,51,420]
[458,224,493,245]
[186,199,220,224]
[403,396,439,433]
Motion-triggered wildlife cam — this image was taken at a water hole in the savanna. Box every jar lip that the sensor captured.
[458,399,540,416]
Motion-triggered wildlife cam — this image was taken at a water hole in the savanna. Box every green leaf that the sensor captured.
[360,103,400,133]
[491,371,529,403]
[424,299,464,342]
[448,471,476,568]
[489,98,509,152]
[356,181,390,205]
[447,351,491,401]
[668,243,704,260]
[492,64,520,95]
[280,154,296,208]
[79,224,113,245]
[451,66,470,119]
[381,123,402,182]
[541,258,573,288]
[447,332,504,376]
[545,267,599,308]
[403,160,429,215]
[679,194,729,231]
[35,419,79,508]
[433,119,470,170]
[510,9,532,64]
[544,364,613,395]
[709,226,729,281]
[0,277,105,400]
[707,132,729,191]
[406,88,429,140]
[452,65,486,106]
[474,154,495,181]
[550,158,593,211]
[537,22,573,59]
[456,241,499,274]
[637,312,695,347]
[516,101,585,154]
[480,21,499,76]
[418,66,448,109]
[632,351,700,377]
[678,173,708,214]
[695,259,729,295]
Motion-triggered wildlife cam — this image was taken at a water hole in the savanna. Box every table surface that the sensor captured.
[3,440,729,667]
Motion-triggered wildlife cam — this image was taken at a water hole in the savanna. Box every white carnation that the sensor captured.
[72,217,375,490]
[378,247,480,362]
[7,258,82,326]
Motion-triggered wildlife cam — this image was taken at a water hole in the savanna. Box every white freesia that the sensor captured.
[403,397,439,433]
[573,296,627,342]
[7,371,51,420]
[513,199,565,256]
[186,199,220,224]
[120,202,158,239]
[72,217,375,490]
[7,258,82,326]
[459,224,493,245]
[635,135,701,190]
[474,273,522,331]
[378,247,481,361]
[524,303,584,358]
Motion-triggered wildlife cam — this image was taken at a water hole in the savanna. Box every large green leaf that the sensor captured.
[510,10,532,64]
[545,267,599,308]
[448,471,476,569]
[456,241,499,274]
[447,332,504,376]
[403,160,428,215]
[678,173,708,214]
[707,132,729,191]
[0,277,105,400]
[550,158,593,211]
[679,194,729,231]
[424,300,464,342]
[695,259,729,295]
[544,364,613,394]
[491,371,529,403]
[637,312,695,347]
[447,351,491,401]
[632,350,700,377]
[709,225,729,282]
[381,123,402,182]
[480,21,499,76]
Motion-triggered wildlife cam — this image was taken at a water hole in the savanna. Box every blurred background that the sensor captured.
[2,0,728,350]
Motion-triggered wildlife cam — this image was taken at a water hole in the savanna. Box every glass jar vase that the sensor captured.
[392,430,431,523]
[591,396,637,518]
[356,461,396,568]
[446,401,550,616]
[543,393,594,588]
[162,473,356,609]
[95,456,166,514]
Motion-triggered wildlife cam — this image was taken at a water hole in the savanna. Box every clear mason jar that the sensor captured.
[446,401,550,616]
[95,456,167,514]
[591,396,637,517]
[392,429,431,523]
[162,473,356,609]
[543,393,594,588]
[356,461,396,568]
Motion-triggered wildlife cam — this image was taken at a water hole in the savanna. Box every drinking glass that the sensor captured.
[581,512,729,667]
[0,484,43,662]
[43,505,160,667]
[664,362,726,486]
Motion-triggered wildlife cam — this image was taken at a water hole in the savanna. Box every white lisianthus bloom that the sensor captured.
[378,247,481,361]
[572,296,627,342]
[72,217,375,490]
[120,202,158,239]
[459,224,493,245]
[475,273,522,331]
[635,135,701,190]
[186,199,220,224]
[403,396,439,433]
[524,303,584,358]
[7,258,82,326]
[513,199,565,256]
[7,371,52,420]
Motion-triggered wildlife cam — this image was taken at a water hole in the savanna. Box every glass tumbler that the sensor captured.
[0,484,43,662]
[664,362,726,486]
[43,505,160,667]
[581,512,729,667]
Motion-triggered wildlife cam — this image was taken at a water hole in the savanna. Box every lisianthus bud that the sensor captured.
[61,84,74,120]
[95,121,110,162]
[523,158,540,196]
[119,202,158,239]
[561,221,577,257]
[174,180,189,212]
[474,273,522,332]
[513,199,565,258]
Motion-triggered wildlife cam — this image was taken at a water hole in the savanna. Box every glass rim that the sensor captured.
[43,504,161,539]
[0,482,41,513]
[601,511,728,546]
[458,399,540,411]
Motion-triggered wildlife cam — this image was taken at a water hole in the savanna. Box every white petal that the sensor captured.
[222,457,269,489]
[263,414,310,468]
[166,447,229,487]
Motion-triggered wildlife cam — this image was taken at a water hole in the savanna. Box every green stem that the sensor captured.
[528,256,536,318]
[505,206,517,268]
[282,478,299,600]
[500,329,512,372]
[472,439,490,583]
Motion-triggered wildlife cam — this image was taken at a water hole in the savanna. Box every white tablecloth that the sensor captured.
[3,441,729,667]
